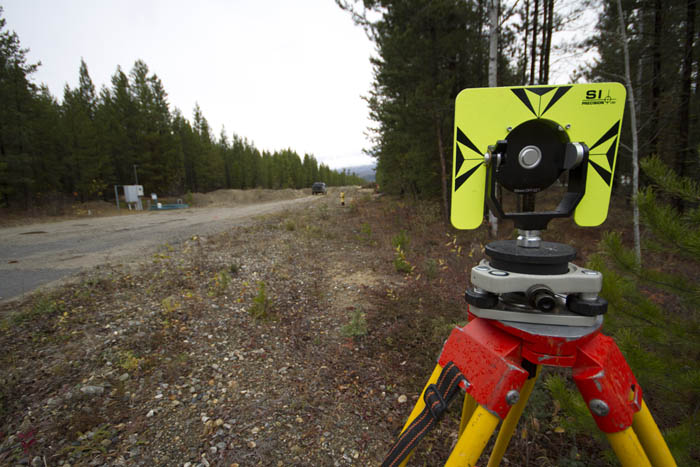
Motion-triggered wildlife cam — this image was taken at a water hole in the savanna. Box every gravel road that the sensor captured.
[0,196,318,302]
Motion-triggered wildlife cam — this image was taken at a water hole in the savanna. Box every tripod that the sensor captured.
[383,232,676,466]
[382,83,677,466]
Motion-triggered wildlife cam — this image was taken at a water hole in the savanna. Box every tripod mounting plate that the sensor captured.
[485,240,576,275]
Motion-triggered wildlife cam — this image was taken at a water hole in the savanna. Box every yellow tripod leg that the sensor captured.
[446,405,500,466]
[459,393,478,436]
[632,399,677,466]
[487,365,541,467]
[396,364,443,467]
[607,426,652,467]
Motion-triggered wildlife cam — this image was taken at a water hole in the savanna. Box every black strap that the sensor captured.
[382,361,466,467]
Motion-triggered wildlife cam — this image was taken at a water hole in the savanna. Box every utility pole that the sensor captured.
[133,164,139,185]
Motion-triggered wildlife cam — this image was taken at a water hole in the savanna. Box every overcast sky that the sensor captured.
[2,1,596,170]
[2,0,377,169]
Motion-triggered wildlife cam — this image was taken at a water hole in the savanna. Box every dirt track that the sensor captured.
[0,190,337,302]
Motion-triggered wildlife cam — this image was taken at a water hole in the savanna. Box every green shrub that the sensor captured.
[209,270,232,296]
[249,281,271,319]
[393,246,413,274]
[5,295,64,327]
[340,308,367,338]
[391,229,410,251]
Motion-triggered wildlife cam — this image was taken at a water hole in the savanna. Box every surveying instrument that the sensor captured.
[382,83,676,466]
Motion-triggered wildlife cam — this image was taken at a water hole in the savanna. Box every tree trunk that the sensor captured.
[530,0,539,84]
[488,0,499,237]
[435,118,449,222]
[542,0,553,84]
[677,0,696,212]
[522,0,530,84]
[616,0,642,265]
[650,0,662,156]
[636,13,645,167]
[489,0,498,86]
[539,0,547,84]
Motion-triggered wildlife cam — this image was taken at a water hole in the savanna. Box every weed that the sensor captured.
[5,295,64,327]
[341,308,368,338]
[59,423,113,457]
[118,350,141,372]
[207,270,232,297]
[393,246,414,274]
[391,229,410,251]
[249,281,271,319]
[17,428,36,455]
[152,252,171,262]
[161,295,180,313]
[284,219,296,231]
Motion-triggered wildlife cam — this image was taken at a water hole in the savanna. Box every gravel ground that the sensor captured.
[0,191,422,466]
[1,189,625,466]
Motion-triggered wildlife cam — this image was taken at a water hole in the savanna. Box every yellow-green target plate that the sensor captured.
[451,83,626,229]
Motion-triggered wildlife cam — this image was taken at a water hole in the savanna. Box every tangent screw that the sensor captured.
[589,399,610,416]
[505,390,520,405]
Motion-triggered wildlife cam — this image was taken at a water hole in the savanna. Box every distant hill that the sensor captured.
[343,164,376,182]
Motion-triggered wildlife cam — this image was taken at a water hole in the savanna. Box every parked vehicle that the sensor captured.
[311,182,327,195]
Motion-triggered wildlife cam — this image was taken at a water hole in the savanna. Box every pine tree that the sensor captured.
[0,8,40,207]
[97,66,138,187]
[585,155,700,463]
[585,0,699,195]
[339,0,519,215]
[61,59,108,201]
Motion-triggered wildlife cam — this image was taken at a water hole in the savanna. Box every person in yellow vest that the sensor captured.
[340,191,345,206]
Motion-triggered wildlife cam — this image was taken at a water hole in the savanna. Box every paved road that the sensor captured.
[0,197,317,302]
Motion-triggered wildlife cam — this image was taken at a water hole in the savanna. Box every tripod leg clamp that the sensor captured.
[382,361,466,467]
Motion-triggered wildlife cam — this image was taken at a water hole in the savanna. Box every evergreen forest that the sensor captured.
[0,9,364,209]
[339,0,699,214]
[1,0,699,462]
